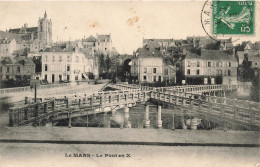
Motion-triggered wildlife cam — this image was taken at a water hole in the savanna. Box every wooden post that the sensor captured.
[44,103,48,113]
[109,96,111,103]
[25,97,28,105]
[24,108,28,120]
[52,99,55,111]
[9,109,14,127]
[34,104,39,117]
[79,98,82,107]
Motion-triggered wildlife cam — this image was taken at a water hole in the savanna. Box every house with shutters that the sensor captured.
[131,48,176,83]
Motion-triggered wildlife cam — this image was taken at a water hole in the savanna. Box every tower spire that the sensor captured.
[44,10,47,18]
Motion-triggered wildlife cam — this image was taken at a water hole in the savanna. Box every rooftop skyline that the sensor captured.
[0,1,259,54]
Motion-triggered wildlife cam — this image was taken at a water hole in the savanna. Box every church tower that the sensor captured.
[38,11,52,48]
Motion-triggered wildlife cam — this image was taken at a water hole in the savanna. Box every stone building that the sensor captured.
[40,47,98,83]
[0,56,35,82]
[179,50,238,85]
[8,11,52,52]
[131,48,176,83]
[82,34,112,57]
[0,38,16,59]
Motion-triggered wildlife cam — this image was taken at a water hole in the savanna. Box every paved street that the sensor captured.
[0,143,259,167]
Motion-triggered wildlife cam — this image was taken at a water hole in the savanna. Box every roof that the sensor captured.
[0,30,22,42]
[83,35,96,42]
[248,54,260,62]
[97,34,110,42]
[0,56,35,66]
[44,45,75,52]
[136,48,163,58]
[201,50,236,61]
[185,51,203,59]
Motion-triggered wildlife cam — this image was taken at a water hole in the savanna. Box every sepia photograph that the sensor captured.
[0,0,259,167]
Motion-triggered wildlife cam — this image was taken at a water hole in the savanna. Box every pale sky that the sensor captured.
[0,1,259,54]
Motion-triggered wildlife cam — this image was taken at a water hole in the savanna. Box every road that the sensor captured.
[0,143,259,167]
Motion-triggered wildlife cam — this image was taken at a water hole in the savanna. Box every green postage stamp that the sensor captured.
[212,0,255,35]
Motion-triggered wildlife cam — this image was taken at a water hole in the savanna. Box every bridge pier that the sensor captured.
[124,107,131,128]
[157,105,162,129]
[68,111,72,128]
[172,112,175,130]
[144,105,150,128]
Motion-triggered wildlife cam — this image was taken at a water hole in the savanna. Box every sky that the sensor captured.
[0,1,259,54]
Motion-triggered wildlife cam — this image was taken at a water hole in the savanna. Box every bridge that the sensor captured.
[8,83,260,130]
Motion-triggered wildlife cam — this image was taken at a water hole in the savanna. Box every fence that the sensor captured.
[0,83,71,94]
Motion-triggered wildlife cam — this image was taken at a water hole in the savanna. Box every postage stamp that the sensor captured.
[212,0,255,35]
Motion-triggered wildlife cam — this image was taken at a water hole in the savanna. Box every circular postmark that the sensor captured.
[201,0,255,42]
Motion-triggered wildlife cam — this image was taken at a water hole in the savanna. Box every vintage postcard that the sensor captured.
[0,0,259,167]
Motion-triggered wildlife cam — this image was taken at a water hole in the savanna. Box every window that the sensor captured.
[229,62,231,67]
[17,67,20,73]
[220,62,222,67]
[52,56,55,62]
[105,48,107,50]
[220,70,222,75]
[196,69,200,75]
[44,65,48,71]
[44,74,47,80]
[0,67,2,72]
[67,56,71,62]
[187,69,190,75]
[216,62,219,67]
[153,76,156,82]
[208,62,211,67]
[6,75,9,80]
[59,75,62,81]
[67,75,70,81]
[153,68,156,73]
[144,68,147,73]
[7,67,9,73]
[67,65,70,72]
[75,75,78,80]
[59,56,62,62]
[165,69,168,75]
[228,70,231,76]
[133,61,136,66]
[187,61,191,67]
[143,75,147,81]
[197,61,200,67]
[255,62,258,66]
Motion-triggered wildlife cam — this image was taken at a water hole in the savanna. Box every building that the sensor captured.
[0,38,16,58]
[82,34,112,57]
[8,11,52,52]
[248,54,260,69]
[40,47,98,83]
[131,48,176,83]
[179,50,238,85]
[0,56,35,84]
[236,41,260,65]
